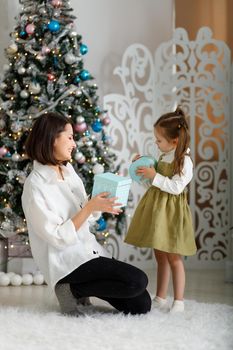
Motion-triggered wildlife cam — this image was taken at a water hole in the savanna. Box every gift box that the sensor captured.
[92,172,132,207]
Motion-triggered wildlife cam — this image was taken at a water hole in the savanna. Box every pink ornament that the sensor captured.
[103,116,111,125]
[25,23,35,35]
[77,156,86,164]
[74,122,87,133]
[51,0,63,7]
[0,146,8,157]
[47,73,55,81]
[42,46,51,55]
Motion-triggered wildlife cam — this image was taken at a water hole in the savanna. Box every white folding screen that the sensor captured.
[104,27,231,268]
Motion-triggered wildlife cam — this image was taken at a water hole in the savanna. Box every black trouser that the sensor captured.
[58,257,151,315]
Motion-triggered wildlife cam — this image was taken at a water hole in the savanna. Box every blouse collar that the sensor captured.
[33,160,71,183]
[158,147,190,161]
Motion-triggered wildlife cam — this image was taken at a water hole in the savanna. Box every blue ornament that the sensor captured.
[48,20,60,33]
[53,56,58,67]
[19,30,27,38]
[80,70,90,81]
[91,120,103,133]
[80,44,88,55]
[73,75,81,84]
[96,217,107,231]
[4,151,12,158]
[129,156,157,183]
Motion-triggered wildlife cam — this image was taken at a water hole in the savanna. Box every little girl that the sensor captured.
[125,106,197,313]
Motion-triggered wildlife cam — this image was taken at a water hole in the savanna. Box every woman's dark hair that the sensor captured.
[25,112,73,165]
[154,106,190,175]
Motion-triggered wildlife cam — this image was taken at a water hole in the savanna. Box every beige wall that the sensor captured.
[175,0,233,59]
[0,0,174,99]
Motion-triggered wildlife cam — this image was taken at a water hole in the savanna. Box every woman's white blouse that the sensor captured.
[152,149,193,195]
[21,161,111,290]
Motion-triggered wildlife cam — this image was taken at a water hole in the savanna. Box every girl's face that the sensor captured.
[154,127,177,153]
[53,123,76,162]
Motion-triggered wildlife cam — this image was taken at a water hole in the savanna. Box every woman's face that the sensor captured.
[154,127,177,153]
[53,123,76,162]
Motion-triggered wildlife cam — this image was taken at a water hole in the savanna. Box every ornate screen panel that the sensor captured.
[104,27,231,266]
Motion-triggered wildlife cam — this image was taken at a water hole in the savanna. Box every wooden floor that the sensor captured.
[147,268,233,306]
[0,268,232,312]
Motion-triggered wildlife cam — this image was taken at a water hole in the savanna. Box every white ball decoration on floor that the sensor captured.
[22,273,33,286]
[33,273,44,285]
[10,274,22,286]
[0,274,10,286]
[6,272,15,278]
[0,272,45,286]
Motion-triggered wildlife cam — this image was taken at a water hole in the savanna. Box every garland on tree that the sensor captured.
[0,0,126,242]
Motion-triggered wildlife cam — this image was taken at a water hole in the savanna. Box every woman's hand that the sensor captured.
[72,192,122,230]
[136,166,156,180]
[87,192,123,215]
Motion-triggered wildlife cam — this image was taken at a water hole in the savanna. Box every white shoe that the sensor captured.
[152,296,170,312]
[170,300,184,313]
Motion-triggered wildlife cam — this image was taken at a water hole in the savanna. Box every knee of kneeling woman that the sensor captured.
[134,270,149,292]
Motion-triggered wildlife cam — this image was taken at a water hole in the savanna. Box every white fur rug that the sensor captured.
[0,299,232,350]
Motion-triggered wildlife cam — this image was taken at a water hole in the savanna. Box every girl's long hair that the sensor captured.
[154,106,190,175]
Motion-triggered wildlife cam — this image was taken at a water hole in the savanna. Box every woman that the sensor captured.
[22,112,151,316]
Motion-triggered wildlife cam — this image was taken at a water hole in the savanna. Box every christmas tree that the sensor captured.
[0,0,125,242]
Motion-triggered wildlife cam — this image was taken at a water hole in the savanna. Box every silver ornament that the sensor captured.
[69,30,78,38]
[74,151,84,161]
[91,157,97,163]
[39,8,46,14]
[75,89,82,97]
[20,90,29,99]
[76,116,84,124]
[85,140,93,147]
[18,67,26,75]
[12,152,21,161]
[93,163,104,174]
[64,53,76,65]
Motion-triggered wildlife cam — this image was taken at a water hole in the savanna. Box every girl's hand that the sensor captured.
[136,166,156,180]
[87,192,123,215]
[132,154,141,162]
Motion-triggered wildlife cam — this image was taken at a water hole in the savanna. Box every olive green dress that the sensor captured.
[125,159,197,256]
